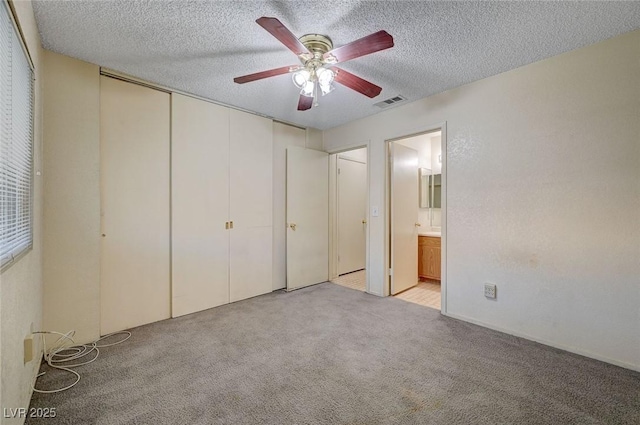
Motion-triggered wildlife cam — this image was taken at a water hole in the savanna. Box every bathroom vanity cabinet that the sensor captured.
[418,235,441,281]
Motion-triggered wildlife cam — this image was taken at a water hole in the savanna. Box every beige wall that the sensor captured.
[42,51,101,344]
[0,1,43,423]
[324,30,640,370]
[305,127,323,151]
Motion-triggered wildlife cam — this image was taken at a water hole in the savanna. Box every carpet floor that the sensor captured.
[27,283,640,425]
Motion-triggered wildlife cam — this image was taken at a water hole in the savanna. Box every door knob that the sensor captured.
[362,219,367,224]
[415,223,421,227]
[289,223,297,231]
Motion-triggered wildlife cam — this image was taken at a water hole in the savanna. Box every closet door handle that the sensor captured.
[289,223,297,231]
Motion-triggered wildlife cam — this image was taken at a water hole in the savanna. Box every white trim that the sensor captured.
[328,154,338,281]
[443,311,640,372]
[440,123,448,314]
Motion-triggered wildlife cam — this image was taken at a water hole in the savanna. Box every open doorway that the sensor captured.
[329,147,368,292]
[388,130,443,310]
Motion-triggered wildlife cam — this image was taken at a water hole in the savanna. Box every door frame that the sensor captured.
[385,122,447,314]
[327,143,370,293]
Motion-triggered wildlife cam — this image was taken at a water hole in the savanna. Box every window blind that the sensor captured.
[0,1,34,269]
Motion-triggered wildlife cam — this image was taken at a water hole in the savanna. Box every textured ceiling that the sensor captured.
[33,1,640,130]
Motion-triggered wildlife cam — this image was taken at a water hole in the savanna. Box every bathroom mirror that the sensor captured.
[419,168,430,208]
[419,168,441,209]
[429,174,442,209]
[419,168,442,227]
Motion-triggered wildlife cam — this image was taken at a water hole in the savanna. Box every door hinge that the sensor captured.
[338,168,341,175]
[389,268,393,276]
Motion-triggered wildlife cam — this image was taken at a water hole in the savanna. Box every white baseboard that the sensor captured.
[442,311,640,372]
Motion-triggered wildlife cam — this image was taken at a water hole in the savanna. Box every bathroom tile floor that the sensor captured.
[395,280,441,310]
[331,270,441,311]
[331,270,366,291]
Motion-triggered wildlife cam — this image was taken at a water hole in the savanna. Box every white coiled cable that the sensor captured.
[32,330,131,393]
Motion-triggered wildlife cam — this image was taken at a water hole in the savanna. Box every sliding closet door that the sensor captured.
[100,76,170,334]
[171,94,230,317]
[229,109,273,302]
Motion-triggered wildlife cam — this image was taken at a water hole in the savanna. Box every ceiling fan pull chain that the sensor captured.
[313,81,319,107]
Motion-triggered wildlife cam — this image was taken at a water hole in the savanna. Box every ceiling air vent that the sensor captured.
[374,95,406,108]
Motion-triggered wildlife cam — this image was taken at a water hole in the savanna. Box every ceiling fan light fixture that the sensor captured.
[316,67,334,85]
[300,80,315,97]
[292,69,310,88]
[316,67,335,96]
[319,82,334,96]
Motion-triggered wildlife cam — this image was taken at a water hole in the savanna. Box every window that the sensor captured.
[0,1,34,269]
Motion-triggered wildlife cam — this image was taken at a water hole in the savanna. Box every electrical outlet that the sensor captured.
[484,283,497,299]
[24,336,34,364]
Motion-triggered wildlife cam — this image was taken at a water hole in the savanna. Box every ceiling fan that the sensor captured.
[233,17,394,111]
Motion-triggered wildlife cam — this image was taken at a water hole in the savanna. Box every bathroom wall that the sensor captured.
[395,132,440,229]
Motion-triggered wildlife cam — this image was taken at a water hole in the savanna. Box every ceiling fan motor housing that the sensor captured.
[298,34,335,73]
[299,34,333,54]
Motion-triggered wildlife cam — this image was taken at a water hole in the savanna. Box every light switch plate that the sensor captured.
[372,206,379,217]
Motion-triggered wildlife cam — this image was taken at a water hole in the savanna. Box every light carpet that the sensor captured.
[27,283,640,425]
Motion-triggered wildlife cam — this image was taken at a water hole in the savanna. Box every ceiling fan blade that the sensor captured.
[297,95,313,111]
[333,67,382,98]
[324,30,394,64]
[233,65,297,84]
[256,17,310,57]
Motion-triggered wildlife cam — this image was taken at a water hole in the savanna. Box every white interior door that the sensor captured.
[229,109,273,302]
[272,123,306,290]
[100,76,170,334]
[337,157,367,275]
[390,143,419,295]
[171,94,230,317]
[287,147,329,291]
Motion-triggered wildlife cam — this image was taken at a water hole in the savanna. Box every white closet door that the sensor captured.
[100,76,170,334]
[171,94,230,317]
[229,109,273,302]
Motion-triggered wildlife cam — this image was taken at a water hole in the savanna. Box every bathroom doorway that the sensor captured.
[387,130,443,310]
[329,147,368,292]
